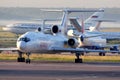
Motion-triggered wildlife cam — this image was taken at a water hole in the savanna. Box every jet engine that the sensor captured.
[67,38,79,48]
[44,25,59,34]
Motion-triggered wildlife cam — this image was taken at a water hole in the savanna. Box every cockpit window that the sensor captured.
[18,37,30,42]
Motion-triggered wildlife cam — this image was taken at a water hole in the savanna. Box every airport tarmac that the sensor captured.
[0,61,120,80]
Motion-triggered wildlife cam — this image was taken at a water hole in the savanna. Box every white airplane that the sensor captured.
[3,22,45,34]
[2,9,104,35]
[0,9,119,64]
[16,9,120,63]
[84,9,104,29]
[67,16,120,56]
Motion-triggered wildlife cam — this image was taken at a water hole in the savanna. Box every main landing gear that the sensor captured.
[99,52,105,56]
[75,52,83,63]
[17,51,25,62]
[98,47,106,56]
[17,51,31,64]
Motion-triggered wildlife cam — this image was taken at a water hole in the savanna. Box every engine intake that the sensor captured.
[37,27,41,32]
[68,38,79,48]
[52,25,59,34]
[44,25,59,34]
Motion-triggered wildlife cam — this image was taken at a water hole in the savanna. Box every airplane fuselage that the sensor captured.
[3,23,41,34]
[17,31,68,53]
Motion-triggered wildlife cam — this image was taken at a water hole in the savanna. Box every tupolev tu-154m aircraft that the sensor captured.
[0,9,120,64]
[67,18,120,56]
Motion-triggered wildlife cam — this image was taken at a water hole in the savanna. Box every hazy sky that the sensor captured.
[0,0,120,8]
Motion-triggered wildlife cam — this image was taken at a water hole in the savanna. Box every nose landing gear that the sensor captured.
[25,53,31,64]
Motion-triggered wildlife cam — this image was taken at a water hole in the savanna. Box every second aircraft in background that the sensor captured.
[2,9,104,34]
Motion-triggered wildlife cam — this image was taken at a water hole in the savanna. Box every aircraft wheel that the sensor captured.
[99,52,102,56]
[99,52,105,56]
[17,57,25,62]
[102,53,105,56]
[26,59,30,64]
[75,59,83,63]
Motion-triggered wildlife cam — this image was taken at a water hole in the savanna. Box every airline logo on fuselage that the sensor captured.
[40,42,48,49]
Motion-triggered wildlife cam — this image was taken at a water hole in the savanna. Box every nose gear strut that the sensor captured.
[26,52,31,64]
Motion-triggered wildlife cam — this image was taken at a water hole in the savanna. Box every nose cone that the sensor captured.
[17,41,26,51]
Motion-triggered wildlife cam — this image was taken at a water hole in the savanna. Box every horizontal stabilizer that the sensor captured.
[33,18,61,21]
[93,19,116,22]
[41,9,104,13]
[69,19,82,32]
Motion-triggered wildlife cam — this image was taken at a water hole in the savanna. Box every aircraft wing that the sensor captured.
[103,44,120,49]
[0,47,18,52]
[51,47,120,53]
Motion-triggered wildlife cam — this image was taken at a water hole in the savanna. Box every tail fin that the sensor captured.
[84,9,104,29]
[60,10,70,35]
[42,9,103,35]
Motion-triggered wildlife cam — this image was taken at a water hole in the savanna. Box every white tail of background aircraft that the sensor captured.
[84,9,104,29]
[69,9,105,33]
[2,9,104,35]
[68,9,120,56]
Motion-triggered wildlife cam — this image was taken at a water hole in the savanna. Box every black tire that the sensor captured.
[17,58,20,62]
[17,57,25,62]
[75,59,83,63]
[102,53,105,56]
[26,59,31,64]
[99,52,102,56]
[99,52,105,56]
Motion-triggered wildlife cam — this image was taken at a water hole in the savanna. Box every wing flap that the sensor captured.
[51,47,120,53]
